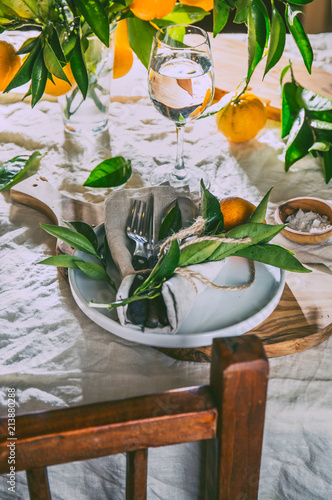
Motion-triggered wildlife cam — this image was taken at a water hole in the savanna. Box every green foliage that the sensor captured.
[0,152,41,190]
[281,63,332,183]
[83,156,132,188]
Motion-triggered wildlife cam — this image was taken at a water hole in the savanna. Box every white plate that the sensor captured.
[69,225,285,348]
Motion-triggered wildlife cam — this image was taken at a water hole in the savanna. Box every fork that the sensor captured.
[126,199,149,271]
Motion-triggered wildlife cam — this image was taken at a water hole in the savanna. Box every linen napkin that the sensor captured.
[104,186,226,334]
[267,202,332,273]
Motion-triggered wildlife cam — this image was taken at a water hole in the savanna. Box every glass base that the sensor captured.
[150,164,209,192]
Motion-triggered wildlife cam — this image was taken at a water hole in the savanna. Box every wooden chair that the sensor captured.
[0,335,269,500]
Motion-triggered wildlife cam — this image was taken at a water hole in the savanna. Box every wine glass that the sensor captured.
[148,24,214,189]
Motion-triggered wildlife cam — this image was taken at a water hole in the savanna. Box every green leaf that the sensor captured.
[247,0,269,83]
[296,87,332,111]
[281,81,301,138]
[127,17,156,69]
[160,4,209,25]
[63,221,98,250]
[248,187,272,223]
[75,0,110,47]
[39,223,99,257]
[200,180,224,235]
[286,0,313,4]
[158,202,182,241]
[309,119,332,131]
[83,156,132,188]
[70,34,88,99]
[213,0,230,37]
[4,37,41,93]
[75,261,111,282]
[323,147,332,183]
[38,254,85,268]
[209,223,285,261]
[285,4,313,74]
[47,24,67,64]
[280,63,292,86]
[264,5,286,76]
[15,37,38,56]
[142,239,180,290]
[309,140,331,153]
[235,244,311,272]
[43,41,70,82]
[285,109,314,170]
[31,50,48,107]
[0,152,41,191]
[179,239,222,267]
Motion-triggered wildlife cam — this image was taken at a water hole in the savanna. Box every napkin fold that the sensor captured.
[104,187,225,333]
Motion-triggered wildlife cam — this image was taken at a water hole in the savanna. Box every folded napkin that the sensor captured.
[104,186,225,333]
[267,202,332,273]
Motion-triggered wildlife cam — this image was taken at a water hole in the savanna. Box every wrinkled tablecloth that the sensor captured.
[1,32,332,499]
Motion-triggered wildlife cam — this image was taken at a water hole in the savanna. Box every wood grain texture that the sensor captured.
[10,175,332,360]
[126,449,148,500]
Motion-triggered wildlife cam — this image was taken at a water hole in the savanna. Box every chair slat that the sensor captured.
[126,449,148,500]
[27,467,51,500]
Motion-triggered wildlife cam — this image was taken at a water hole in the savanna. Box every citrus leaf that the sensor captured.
[309,140,331,153]
[160,4,208,25]
[179,239,221,266]
[296,87,332,111]
[323,147,332,183]
[281,81,301,138]
[15,36,38,56]
[38,254,85,268]
[158,202,182,241]
[75,261,111,282]
[213,0,230,37]
[236,244,311,272]
[127,17,156,69]
[285,4,313,74]
[0,151,41,191]
[200,179,224,235]
[247,0,268,82]
[43,41,70,82]
[75,0,110,47]
[309,119,332,131]
[83,156,132,188]
[285,109,314,170]
[47,24,66,64]
[264,5,286,76]
[63,221,98,250]
[286,0,313,4]
[141,239,180,290]
[31,50,48,107]
[248,187,272,223]
[4,37,41,92]
[39,223,99,257]
[69,34,88,99]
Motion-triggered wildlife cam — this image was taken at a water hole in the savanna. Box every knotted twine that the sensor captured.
[155,216,256,294]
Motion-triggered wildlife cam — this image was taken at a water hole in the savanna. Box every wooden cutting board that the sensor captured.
[10,175,332,360]
[210,36,332,121]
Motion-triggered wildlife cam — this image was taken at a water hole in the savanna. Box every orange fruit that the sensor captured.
[113,20,134,79]
[44,64,75,97]
[0,40,22,92]
[179,0,213,11]
[216,92,267,143]
[130,0,176,20]
[219,196,256,232]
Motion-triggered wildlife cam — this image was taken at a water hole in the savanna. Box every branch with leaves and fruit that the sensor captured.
[0,0,314,107]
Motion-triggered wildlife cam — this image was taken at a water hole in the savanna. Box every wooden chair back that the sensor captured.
[0,335,269,500]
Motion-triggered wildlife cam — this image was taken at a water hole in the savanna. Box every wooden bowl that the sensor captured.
[275,197,332,245]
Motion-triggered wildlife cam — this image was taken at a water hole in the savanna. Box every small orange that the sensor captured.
[130,0,176,20]
[44,64,75,97]
[0,40,22,92]
[179,0,213,12]
[219,196,256,232]
[216,92,267,143]
[113,20,134,79]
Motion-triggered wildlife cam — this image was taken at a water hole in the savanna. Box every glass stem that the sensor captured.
[174,124,186,180]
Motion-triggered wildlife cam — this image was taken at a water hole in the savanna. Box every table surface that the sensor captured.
[1,31,332,500]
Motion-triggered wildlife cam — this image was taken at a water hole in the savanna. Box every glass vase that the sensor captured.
[58,29,115,136]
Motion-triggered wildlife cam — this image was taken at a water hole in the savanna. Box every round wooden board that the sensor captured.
[10,176,332,362]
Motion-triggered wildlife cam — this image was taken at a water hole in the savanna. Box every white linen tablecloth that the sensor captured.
[1,32,332,499]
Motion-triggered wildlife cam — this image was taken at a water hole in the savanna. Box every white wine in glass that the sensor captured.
[148,24,214,189]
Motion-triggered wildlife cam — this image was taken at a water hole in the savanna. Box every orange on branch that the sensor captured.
[219,196,257,232]
[179,0,213,11]
[130,0,176,20]
[216,92,267,143]
[113,20,134,79]
[0,40,22,92]
[44,64,75,97]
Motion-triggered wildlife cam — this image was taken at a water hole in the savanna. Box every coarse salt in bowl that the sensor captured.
[275,197,332,245]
